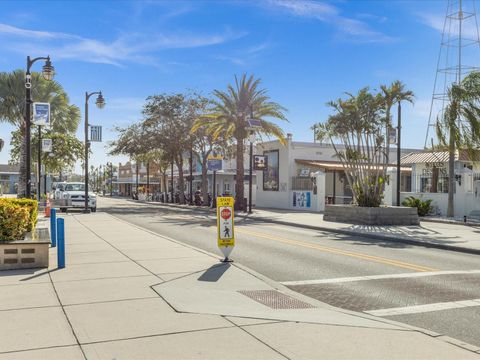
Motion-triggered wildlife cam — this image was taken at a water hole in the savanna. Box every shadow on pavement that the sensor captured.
[197,263,231,282]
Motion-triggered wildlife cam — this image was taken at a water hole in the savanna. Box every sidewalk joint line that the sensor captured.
[62,295,161,308]
[47,271,88,360]
[76,324,238,346]
[0,344,82,356]
[222,316,292,360]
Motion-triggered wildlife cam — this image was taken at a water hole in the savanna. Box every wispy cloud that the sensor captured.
[215,41,272,66]
[0,23,246,67]
[0,23,75,39]
[419,12,480,39]
[266,0,396,43]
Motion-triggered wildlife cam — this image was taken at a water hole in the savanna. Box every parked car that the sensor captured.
[51,182,67,200]
[54,182,97,212]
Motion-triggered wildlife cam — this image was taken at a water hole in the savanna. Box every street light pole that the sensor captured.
[396,102,402,206]
[84,91,105,212]
[189,146,193,205]
[248,138,253,214]
[37,125,42,201]
[171,160,174,203]
[110,162,113,197]
[25,55,54,198]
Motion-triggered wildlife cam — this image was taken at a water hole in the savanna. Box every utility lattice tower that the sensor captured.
[424,0,480,148]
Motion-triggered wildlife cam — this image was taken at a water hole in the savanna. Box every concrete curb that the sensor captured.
[421,217,480,227]
[126,200,480,256]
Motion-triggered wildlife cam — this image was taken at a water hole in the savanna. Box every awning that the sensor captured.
[296,160,411,172]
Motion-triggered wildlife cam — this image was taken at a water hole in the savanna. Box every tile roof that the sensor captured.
[401,150,480,165]
[0,164,20,174]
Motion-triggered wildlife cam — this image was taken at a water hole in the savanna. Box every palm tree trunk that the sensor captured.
[176,156,185,204]
[447,126,455,217]
[235,138,245,211]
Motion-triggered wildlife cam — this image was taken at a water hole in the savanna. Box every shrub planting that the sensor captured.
[402,196,433,217]
[0,200,30,241]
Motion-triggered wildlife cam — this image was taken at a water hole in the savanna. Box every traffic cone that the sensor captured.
[45,199,51,218]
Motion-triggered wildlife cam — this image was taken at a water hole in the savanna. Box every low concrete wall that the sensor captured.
[0,219,50,270]
[324,205,419,225]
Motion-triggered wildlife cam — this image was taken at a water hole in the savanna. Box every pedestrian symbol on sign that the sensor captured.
[216,196,235,261]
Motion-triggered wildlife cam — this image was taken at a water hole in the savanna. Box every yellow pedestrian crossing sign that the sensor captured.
[217,196,234,260]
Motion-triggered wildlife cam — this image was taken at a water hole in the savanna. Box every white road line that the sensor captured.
[281,270,480,286]
[365,299,480,317]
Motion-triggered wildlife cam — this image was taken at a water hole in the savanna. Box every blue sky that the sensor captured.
[0,0,470,169]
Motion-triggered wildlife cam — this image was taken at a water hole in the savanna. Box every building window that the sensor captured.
[263,150,279,191]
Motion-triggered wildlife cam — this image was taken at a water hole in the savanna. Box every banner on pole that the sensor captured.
[388,127,397,144]
[33,102,50,127]
[42,139,52,153]
[90,125,102,142]
[253,155,268,171]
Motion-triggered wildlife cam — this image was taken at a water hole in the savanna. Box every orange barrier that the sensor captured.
[45,199,51,218]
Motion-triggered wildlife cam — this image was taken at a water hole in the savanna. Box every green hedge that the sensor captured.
[0,200,30,241]
[402,196,433,217]
[3,199,38,231]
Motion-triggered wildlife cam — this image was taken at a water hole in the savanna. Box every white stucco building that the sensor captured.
[255,135,417,211]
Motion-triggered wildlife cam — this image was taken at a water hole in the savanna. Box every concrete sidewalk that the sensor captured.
[137,200,480,255]
[1,212,479,359]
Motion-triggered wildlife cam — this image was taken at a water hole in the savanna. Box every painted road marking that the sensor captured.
[281,270,480,286]
[236,228,437,272]
[365,299,480,317]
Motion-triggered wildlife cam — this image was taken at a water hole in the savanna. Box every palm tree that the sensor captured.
[380,81,414,166]
[0,70,80,196]
[436,71,480,217]
[192,74,288,210]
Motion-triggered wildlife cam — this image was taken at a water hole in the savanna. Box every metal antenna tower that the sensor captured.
[424,0,480,148]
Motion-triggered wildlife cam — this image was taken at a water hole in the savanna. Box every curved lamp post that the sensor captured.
[84,91,105,212]
[25,56,54,198]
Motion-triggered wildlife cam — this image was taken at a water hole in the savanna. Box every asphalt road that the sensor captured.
[97,197,480,349]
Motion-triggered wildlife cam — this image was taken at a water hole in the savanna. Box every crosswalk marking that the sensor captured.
[364,298,480,317]
[281,270,480,286]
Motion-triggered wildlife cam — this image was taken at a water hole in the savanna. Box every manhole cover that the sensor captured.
[238,290,314,309]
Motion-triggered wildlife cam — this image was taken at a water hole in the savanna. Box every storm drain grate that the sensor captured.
[238,290,315,309]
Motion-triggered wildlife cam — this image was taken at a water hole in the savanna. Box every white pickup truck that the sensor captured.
[52,182,97,212]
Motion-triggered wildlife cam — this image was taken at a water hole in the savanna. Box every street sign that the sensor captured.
[42,139,52,152]
[207,159,222,171]
[217,196,235,260]
[388,127,397,144]
[33,102,50,126]
[90,125,102,142]
[247,118,262,129]
[253,155,268,171]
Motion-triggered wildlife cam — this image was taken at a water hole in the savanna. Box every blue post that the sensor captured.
[50,208,57,248]
[57,218,65,269]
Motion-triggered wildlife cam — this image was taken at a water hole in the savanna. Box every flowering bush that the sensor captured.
[0,200,30,241]
[4,199,38,231]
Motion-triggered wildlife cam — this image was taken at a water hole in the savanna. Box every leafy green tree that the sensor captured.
[109,123,149,193]
[436,71,480,217]
[142,93,196,204]
[192,74,288,210]
[186,94,225,205]
[0,70,80,196]
[316,88,387,207]
[9,130,83,177]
